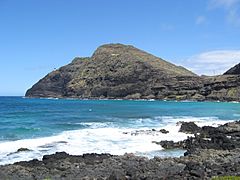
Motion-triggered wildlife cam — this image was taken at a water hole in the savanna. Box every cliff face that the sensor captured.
[26,44,240,101]
[224,63,240,75]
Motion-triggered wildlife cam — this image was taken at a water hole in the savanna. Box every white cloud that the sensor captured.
[208,0,240,26]
[209,0,239,9]
[196,16,207,25]
[181,50,240,75]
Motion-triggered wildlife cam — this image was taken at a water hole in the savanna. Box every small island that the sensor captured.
[26,44,240,102]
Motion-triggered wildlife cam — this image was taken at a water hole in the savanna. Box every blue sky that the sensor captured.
[1,0,240,96]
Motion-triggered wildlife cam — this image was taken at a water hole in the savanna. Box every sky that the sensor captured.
[0,0,240,96]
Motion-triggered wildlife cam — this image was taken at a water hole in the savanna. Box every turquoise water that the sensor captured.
[0,97,239,141]
[0,97,239,164]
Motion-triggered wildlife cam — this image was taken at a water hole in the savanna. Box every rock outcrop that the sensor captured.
[179,122,201,134]
[26,43,240,101]
[224,63,240,75]
[1,121,240,179]
[0,150,232,179]
[155,121,240,154]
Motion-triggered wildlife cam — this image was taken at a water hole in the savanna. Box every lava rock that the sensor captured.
[179,122,202,134]
[1,148,240,179]
[156,140,184,149]
[16,148,31,153]
[159,129,169,134]
[224,63,240,75]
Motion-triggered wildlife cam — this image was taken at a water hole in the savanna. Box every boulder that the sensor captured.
[159,129,169,134]
[179,122,201,134]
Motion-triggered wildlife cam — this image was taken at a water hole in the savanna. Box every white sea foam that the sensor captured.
[0,116,233,165]
[76,122,114,128]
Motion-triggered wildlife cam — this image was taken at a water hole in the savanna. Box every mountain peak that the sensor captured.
[91,43,196,76]
[92,43,143,59]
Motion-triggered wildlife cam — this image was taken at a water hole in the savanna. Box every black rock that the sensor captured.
[17,148,31,152]
[107,170,126,180]
[157,140,184,149]
[179,122,201,134]
[201,126,222,137]
[224,63,240,75]
[1,148,240,179]
[1,121,240,179]
[159,129,169,134]
[157,121,240,155]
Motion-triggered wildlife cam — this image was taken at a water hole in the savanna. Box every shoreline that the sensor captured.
[0,115,232,166]
[1,121,240,179]
[23,96,240,103]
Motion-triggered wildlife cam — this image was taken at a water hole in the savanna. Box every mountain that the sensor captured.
[224,63,240,75]
[26,44,240,101]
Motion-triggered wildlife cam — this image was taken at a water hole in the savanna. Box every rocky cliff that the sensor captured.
[25,44,240,101]
[224,63,240,75]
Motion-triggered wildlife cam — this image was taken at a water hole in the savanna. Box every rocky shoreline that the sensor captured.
[0,121,240,179]
[25,96,240,103]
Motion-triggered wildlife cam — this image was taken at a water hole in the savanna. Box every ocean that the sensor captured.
[0,96,239,165]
